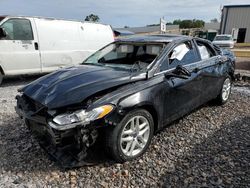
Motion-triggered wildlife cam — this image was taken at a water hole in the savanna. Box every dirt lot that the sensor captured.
[0,77,250,188]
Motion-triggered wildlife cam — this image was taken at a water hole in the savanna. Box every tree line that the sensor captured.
[84,14,219,30]
[147,19,206,29]
[172,19,205,28]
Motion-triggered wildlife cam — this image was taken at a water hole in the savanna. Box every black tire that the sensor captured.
[105,109,154,163]
[0,72,3,85]
[215,76,232,105]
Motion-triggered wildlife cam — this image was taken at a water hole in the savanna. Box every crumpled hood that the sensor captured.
[21,65,137,109]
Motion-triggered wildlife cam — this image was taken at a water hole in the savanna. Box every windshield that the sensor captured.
[214,36,232,41]
[83,42,164,72]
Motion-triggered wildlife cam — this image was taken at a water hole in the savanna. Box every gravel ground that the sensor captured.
[0,77,250,188]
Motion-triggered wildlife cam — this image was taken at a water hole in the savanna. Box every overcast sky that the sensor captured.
[0,0,249,27]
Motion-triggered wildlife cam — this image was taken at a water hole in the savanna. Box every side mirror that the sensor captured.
[164,72,189,79]
[0,28,6,39]
[164,65,191,80]
[173,65,191,77]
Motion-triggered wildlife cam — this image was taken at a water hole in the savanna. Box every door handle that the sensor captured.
[34,42,39,50]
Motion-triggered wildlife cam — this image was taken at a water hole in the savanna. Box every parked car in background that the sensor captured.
[16,35,235,167]
[212,34,235,49]
[0,16,114,85]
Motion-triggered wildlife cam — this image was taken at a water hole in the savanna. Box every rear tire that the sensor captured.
[105,109,154,163]
[215,77,232,105]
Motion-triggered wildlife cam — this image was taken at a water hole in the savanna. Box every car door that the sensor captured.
[0,18,41,75]
[194,39,223,103]
[158,40,203,125]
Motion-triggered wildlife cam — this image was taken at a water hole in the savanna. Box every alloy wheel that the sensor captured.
[222,78,231,101]
[120,115,150,157]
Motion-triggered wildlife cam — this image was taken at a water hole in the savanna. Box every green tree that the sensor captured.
[180,20,193,28]
[192,19,205,28]
[174,19,205,28]
[173,19,182,25]
[84,14,100,22]
[147,19,205,29]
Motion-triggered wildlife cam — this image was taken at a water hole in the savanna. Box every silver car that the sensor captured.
[212,35,235,49]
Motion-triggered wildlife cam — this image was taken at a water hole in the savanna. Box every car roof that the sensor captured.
[117,34,192,43]
[0,15,111,26]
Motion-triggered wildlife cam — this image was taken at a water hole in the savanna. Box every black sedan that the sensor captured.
[16,35,235,167]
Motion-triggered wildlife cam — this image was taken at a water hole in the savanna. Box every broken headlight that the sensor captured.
[49,105,114,130]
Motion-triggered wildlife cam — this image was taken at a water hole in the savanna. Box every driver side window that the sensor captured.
[0,18,33,40]
[168,41,198,69]
[196,40,216,60]
[160,41,198,71]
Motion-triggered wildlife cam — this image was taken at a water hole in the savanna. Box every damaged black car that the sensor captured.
[16,35,235,167]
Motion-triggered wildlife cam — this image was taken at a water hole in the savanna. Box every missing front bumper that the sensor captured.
[38,137,96,168]
[16,95,102,168]
[25,118,99,168]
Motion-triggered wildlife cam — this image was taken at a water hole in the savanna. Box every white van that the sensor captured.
[0,16,114,84]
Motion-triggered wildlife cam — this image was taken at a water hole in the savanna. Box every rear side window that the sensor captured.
[196,41,216,60]
[0,18,33,40]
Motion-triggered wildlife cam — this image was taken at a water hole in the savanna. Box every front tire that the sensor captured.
[216,77,232,105]
[105,109,154,163]
[0,72,3,85]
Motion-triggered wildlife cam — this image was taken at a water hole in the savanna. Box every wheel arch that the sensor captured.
[227,58,235,81]
[139,104,159,133]
[228,69,234,81]
[120,103,159,133]
[0,65,4,75]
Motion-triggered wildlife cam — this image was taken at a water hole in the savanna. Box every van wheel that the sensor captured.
[216,77,232,105]
[0,72,3,85]
[105,109,154,163]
